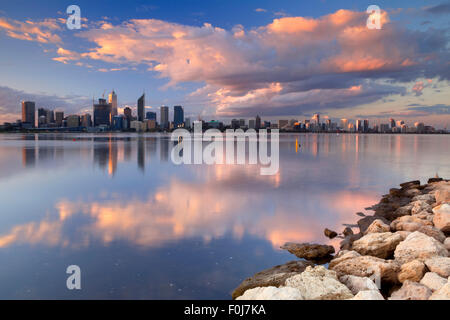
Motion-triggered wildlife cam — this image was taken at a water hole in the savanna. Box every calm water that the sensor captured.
[0,133,448,299]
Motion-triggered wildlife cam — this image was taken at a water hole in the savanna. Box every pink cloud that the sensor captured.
[0,17,62,43]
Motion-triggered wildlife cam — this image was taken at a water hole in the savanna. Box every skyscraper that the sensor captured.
[390,118,396,129]
[173,106,184,128]
[356,120,363,132]
[340,119,348,130]
[363,119,369,132]
[255,115,261,129]
[55,111,64,127]
[146,111,156,120]
[137,94,145,122]
[93,98,112,126]
[108,90,118,117]
[312,114,320,125]
[160,106,169,129]
[22,101,35,128]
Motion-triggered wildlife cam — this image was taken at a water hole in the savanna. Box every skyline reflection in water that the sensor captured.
[0,133,449,299]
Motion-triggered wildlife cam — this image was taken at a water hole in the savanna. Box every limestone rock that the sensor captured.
[393,231,448,264]
[231,260,314,299]
[389,280,432,300]
[236,286,304,300]
[330,255,400,284]
[420,272,447,292]
[329,251,361,269]
[324,228,338,239]
[400,180,421,189]
[397,260,426,283]
[433,204,450,233]
[352,232,403,259]
[435,187,450,205]
[285,266,353,300]
[411,193,435,204]
[280,242,335,260]
[445,238,450,251]
[429,280,450,300]
[365,220,390,234]
[411,200,432,215]
[424,257,450,278]
[391,215,433,232]
[350,290,384,300]
[357,216,390,234]
[339,275,379,295]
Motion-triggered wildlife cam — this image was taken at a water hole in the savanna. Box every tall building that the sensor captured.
[93,98,112,126]
[390,118,396,129]
[137,94,145,122]
[46,109,55,124]
[160,106,169,129]
[81,114,92,127]
[340,118,348,130]
[173,106,184,128]
[363,119,369,133]
[22,101,35,128]
[108,90,118,117]
[66,115,80,128]
[312,114,320,125]
[55,111,64,127]
[255,115,261,129]
[356,120,363,132]
[146,111,156,120]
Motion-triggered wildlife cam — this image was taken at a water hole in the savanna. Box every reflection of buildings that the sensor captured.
[93,137,118,176]
[137,136,145,172]
[22,147,36,167]
[160,138,169,162]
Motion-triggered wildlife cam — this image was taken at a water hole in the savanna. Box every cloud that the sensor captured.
[255,8,267,13]
[425,2,450,14]
[0,16,63,43]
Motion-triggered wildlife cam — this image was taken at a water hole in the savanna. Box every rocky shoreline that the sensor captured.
[232,178,450,300]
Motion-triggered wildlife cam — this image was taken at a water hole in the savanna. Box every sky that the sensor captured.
[0,0,449,128]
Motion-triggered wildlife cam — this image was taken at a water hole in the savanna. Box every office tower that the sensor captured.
[55,111,64,127]
[231,119,240,129]
[415,122,425,133]
[340,119,348,130]
[248,119,256,129]
[185,117,191,129]
[93,98,112,126]
[363,119,369,132]
[312,114,320,125]
[239,119,245,127]
[38,115,47,127]
[173,106,184,128]
[108,90,118,117]
[326,119,331,129]
[390,118,396,129]
[137,94,145,122]
[112,115,124,130]
[160,106,169,129]
[255,115,261,130]
[38,108,46,119]
[81,114,92,127]
[356,119,363,132]
[124,107,132,119]
[46,109,55,124]
[66,115,80,128]
[22,101,35,128]
[146,111,156,120]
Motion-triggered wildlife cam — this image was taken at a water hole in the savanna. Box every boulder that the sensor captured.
[339,233,362,251]
[400,180,421,189]
[231,260,314,299]
[420,272,447,292]
[324,228,338,239]
[411,193,435,204]
[351,232,403,259]
[391,215,433,232]
[429,280,450,300]
[428,177,443,184]
[342,227,354,237]
[397,260,426,283]
[357,216,390,234]
[236,286,304,300]
[424,257,450,278]
[393,231,448,264]
[329,251,361,269]
[389,280,432,300]
[435,187,450,205]
[365,220,391,234]
[330,255,400,284]
[433,204,450,233]
[393,204,413,217]
[411,200,432,215]
[280,243,335,260]
[350,290,384,300]
[403,188,421,197]
[445,238,450,251]
[339,275,379,295]
[285,266,354,300]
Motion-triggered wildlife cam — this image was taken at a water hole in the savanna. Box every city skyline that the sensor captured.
[0,1,449,128]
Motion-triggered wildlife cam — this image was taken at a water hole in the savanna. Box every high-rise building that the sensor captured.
[137,94,145,122]
[173,106,184,128]
[363,119,369,132]
[108,90,118,117]
[248,119,256,129]
[255,115,261,129]
[22,101,35,128]
[66,115,80,128]
[160,106,169,129]
[340,119,348,130]
[55,111,64,127]
[185,118,191,129]
[81,114,92,127]
[93,98,112,126]
[231,119,240,129]
[146,111,156,120]
[390,118,396,129]
[356,120,363,132]
[46,109,55,124]
[312,114,320,125]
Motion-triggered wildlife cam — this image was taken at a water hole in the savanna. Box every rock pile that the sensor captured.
[233,178,450,300]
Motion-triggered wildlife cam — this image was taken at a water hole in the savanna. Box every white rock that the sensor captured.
[394,231,448,264]
[433,203,450,233]
[339,275,379,295]
[389,281,432,300]
[351,290,384,300]
[236,286,303,300]
[420,272,447,292]
[429,280,450,300]
[352,232,403,259]
[365,220,390,234]
[285,266,354,300]
[424,257,450,278]
[445,238,450,251]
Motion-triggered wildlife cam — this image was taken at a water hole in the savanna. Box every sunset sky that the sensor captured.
[0,0,449,127]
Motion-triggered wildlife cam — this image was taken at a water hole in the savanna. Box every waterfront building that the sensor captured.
[363,119,369,133]
[356,120,363,132]
[160,106,169,129]
[278,120,289,129]
[249,119,255,129]
[81,114,92,127]
[174,106,184,128]
[66,115,80,128]
[255,115,261,129]
[22,101,35,128]
[390,118,396,129]
[93,98,112,127]
[108,90,118,117]
[146,111,156,120]
[137,94,145,122]
[55,111,64,127]
[231,119,240,129]
[340,119,348,130]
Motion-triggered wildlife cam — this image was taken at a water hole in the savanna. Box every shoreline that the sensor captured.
[233,177,450,300]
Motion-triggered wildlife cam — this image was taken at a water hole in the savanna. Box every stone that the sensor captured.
[285,266,353,300]
[429,281,450,300]
[403,188,421,197]
[329,251,361,269]
[339,233,362,251]
[411,200,432,215]
[433,204,450,233]
[236,286,304,300]
[351,290,384,300]
[424,257,450,278]
[411,193,435,204]
[393,231,448,264]
[356,212,366,217]
[352,232,403,259]
[339,275,379,295]
[393,204,413,217]
[389,281,432,300]
[231,260,314,299]
[324,228,338,239]
[400,180,421,189]
[445,238,450,251]
[435,187,450,205]
[420,272,447,292]
[391,215,433,232]
[343,227,354,237]
[280,242,335,260]
[397,260,426,283]
[389,188,403,197]
[330,255,400,284]
[365,220,391,234]
[415,226,446,243]
[357,216,390,234]
[428,177,443,184]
